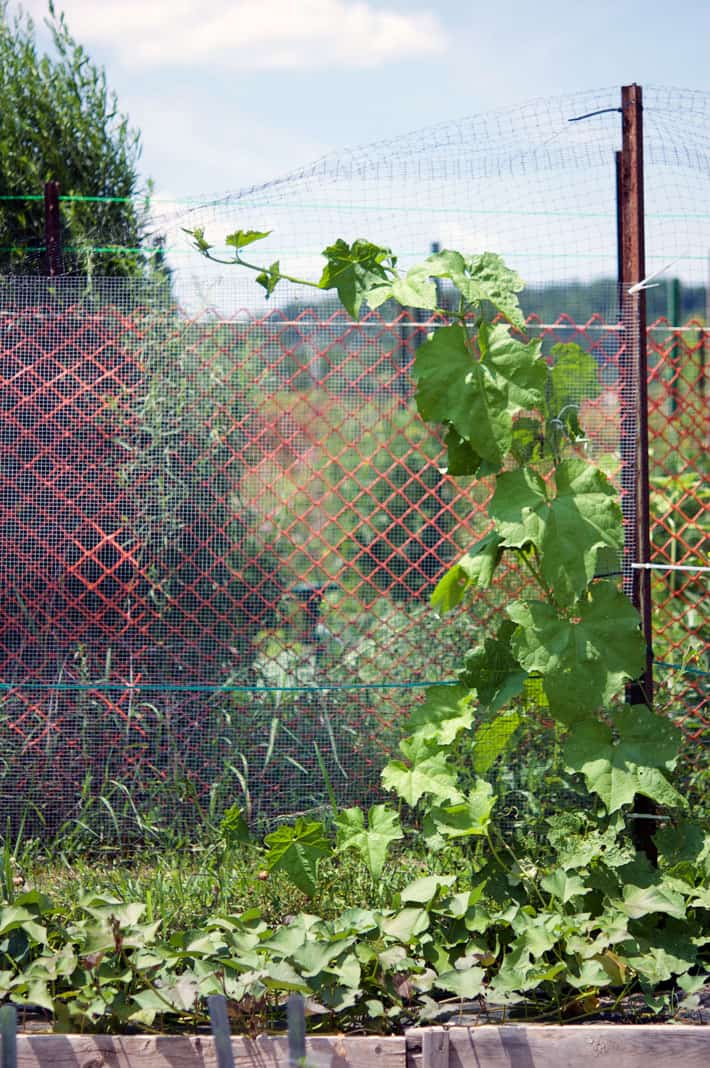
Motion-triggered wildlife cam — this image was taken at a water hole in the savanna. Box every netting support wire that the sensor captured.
[632,562,710,574]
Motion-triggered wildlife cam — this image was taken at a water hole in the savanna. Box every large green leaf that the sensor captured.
[405,685,474,746]
[423,781,495,839]
[548,342,601,414]
[414,321,546,468]
[491,460,622,602]
[461,252,525,328]
[612,705,681,768]
[540,870,588,904]
[459,620,527,714]
[399,874,456,905]
[334,805,403,880]
[443,423,484,475]
[563,719,685,813]
[390,270,438,310]
[431,532,504,615]
[318,238,394,318]
[473,710,521,775]
[393,249,524,326]
[508,582,645,721]
[264,819,331,897]
[381,738,463,807]
[618,883,687,920]
[434,966,486,998]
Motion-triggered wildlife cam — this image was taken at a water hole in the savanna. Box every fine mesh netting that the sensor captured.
[156,85,710,306]
[0,85,707,837]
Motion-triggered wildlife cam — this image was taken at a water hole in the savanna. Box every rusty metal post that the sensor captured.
[43,180,64,276]
[618,84,653,709]
[618,85,658,863]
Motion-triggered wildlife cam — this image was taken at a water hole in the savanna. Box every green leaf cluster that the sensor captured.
[0,2,156,278]
[182,229,706,1030]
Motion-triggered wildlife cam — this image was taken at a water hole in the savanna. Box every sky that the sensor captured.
[17,0,710,202]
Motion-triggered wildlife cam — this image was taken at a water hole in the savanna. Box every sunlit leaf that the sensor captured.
[415,321,546,468]
[563,719,685,813]
[473,710,521,775]
[381,743,463,807]
[508,582,645,722]
[225,229,272,250]
[491,460,622,603]
[334,805,403,880]
[405,684,474,745]
[318,238,394,319]
[264,819,331,897]
[431,532,504,616]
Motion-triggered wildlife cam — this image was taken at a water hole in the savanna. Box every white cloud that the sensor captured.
[23,0,447,69]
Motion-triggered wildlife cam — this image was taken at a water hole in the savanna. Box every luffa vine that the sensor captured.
[190,227,681,818]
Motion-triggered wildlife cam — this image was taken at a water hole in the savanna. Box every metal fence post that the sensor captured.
[43,180,64,276]
[0,1003,17,1068]
[618,83,653,708]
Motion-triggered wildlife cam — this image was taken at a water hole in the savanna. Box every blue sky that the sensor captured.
[19,0,710,202]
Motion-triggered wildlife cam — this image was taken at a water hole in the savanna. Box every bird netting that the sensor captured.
[0,85,706,838]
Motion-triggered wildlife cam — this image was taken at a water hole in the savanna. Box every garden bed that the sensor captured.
[6,1024,709,1068]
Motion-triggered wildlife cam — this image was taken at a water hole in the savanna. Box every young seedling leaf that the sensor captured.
[264,819,331,897]
[256,260,281,297]
[334,805,403,880]
[318,238,394,319]
[225,229,272,250]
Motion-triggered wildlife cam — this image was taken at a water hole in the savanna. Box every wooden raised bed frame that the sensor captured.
[6,1025,709,1067]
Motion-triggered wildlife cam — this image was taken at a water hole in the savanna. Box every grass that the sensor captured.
[4,825,443,934]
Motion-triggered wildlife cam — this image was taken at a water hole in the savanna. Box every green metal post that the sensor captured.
[666,277,681,415]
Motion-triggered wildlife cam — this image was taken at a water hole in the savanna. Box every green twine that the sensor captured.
[0,679,458,694]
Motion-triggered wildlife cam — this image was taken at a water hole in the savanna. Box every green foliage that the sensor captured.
[264,820,331,898]
[335,805,403,880]
[415,323,546,471]
[0,1,157,277]
[150,229,708,1030]
[508,583,645,721]
[491,461,622,603]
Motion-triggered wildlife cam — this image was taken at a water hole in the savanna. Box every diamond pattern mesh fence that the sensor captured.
[0,279,705,835]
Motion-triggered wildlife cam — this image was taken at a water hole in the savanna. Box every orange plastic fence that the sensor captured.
[0,297,706,826]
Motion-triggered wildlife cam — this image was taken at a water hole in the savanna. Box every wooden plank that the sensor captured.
[13,1026,710,1068]
[446,1024,710,1068]
[407,1025,446,1068]
[14,1033,406,1068]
